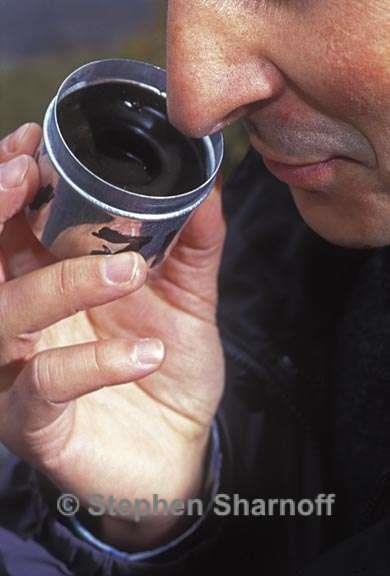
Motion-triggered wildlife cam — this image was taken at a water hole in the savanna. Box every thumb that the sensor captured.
[170,175,226,270]
[160,176,226,309]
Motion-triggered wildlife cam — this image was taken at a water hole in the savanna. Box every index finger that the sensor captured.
[0,123,42,163]
[0,155,40,231]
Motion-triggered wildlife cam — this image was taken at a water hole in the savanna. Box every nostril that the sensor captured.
[207,100,273,136]
[214,104,253,133]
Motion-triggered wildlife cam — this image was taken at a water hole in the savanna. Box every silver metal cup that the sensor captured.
[26,59,224,267]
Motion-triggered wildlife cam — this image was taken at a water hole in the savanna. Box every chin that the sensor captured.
[290,186,390,249]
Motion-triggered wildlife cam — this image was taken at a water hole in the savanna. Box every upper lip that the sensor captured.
[248,129,337,167]
[248,131,343,168]
[261,153,336,168]
[245,118,375,169]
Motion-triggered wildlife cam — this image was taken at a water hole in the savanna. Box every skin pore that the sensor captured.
[167,0,390,247]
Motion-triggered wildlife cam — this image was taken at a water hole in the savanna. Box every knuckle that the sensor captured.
[92,340,116,379]
[22,156,40,184]
[91,341,105,375]
[0,293,9,337]
[0,334,39,366]
[16,153,31,165]
[92,339,128,381]
[55,259,80,316]
[57,259,73,296]
[0,134,13,155]
[28,353,51,401]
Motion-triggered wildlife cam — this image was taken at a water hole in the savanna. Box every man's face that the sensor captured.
[167,0,390,248]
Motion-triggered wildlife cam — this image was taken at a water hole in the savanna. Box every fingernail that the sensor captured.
[103,252,139,285]
[134,339,165,366]
[0,155,29,189]
[14,123,32,144]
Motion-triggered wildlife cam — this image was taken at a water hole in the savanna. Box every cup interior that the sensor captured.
[54,60,214,199]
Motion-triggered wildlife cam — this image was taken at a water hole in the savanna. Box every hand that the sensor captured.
[0,124,226,549]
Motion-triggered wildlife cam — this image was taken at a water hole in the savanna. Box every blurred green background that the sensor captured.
[0,0,249,177]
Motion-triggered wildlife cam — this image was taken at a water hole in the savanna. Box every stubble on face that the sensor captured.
[168,0,390,246]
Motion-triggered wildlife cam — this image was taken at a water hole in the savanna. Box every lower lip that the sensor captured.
[262,156,339,189]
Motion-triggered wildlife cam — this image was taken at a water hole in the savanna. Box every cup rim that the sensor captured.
[50,57,224,202]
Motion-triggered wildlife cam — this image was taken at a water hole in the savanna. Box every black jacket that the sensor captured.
[1,149,390,575]
[215,149,390,575]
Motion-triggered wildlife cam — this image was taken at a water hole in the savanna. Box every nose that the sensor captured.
[166,2,285,138]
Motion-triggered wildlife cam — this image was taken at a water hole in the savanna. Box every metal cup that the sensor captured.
[26,58,224,267]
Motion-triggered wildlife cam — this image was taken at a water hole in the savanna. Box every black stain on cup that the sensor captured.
[90,244,111,255]
[29,184,54,211]
[90,226,152,255]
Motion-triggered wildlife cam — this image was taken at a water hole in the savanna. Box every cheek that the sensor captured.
[321,40,390,179]
[275,7,390,179]
[319,43,388,123]
[276,5,389,123]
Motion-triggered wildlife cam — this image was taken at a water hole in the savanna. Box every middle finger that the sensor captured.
[0,252,147,340]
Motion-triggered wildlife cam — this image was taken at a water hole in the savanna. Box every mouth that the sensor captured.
[244,115,374,190]
[261,155,342,189]
[247,129,361,190]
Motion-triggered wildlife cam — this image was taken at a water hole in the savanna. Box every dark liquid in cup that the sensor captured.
[57,80,207,197]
